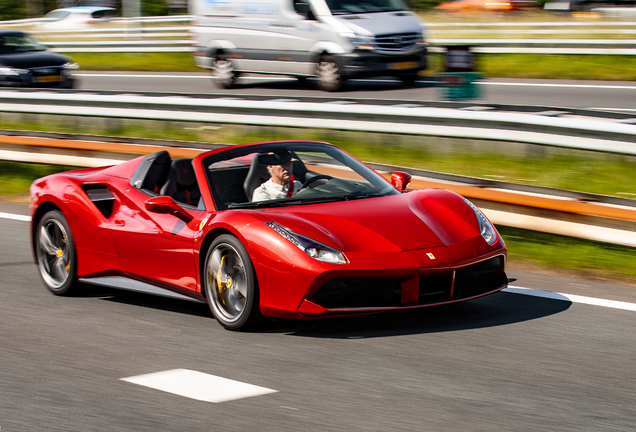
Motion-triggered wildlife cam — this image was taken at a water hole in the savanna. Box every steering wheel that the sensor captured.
[301,174,332,189]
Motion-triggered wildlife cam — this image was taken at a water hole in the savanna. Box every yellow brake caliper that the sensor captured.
[216,255,228,306]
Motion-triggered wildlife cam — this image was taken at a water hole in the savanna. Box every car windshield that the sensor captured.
[202,142,399,210]
[43,10,71,21]
[325,0,408,15]
[0,33,46,54]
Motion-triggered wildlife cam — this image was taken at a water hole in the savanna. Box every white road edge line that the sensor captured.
[505,286,636,312]
[0,212,31,222]
[75,73,636,90]
[120,369,277,403]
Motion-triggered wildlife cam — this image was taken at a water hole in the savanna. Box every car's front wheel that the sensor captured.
[36,210,78,295]
[315,55,344,92]
[204,234,262,330]
[212,53,238,89]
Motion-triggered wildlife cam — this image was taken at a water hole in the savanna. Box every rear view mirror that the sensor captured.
[390,171,412,192]
[145,196,193,222]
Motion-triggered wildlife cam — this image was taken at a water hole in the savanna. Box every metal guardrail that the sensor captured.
[2,130,635,247]
[3,16,636,54]
[1,89,636,155]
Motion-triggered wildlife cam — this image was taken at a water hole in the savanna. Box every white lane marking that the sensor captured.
[76,73,636,91]
[0,212,31,222]
[482,82,636,90]
[120,369,277,403]
[505,286,636,312]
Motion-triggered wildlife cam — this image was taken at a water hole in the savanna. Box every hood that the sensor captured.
[334,11,422,37]
[0,50,70,69]
[256,191,478,253]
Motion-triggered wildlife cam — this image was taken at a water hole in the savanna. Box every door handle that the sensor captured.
[114,220,125,227]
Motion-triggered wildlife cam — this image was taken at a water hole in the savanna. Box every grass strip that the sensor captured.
[1,117,635,199]
[63,51,636,81]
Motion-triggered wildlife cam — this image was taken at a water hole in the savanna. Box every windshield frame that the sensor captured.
[201,141,399,211]
[324,0,409,15]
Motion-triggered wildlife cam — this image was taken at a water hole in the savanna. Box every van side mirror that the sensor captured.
[390,171,412,192]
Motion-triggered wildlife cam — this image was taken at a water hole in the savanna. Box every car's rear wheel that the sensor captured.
[315,55,344,92]
[36,210,78,295]
[204,234,262,330]
[212,53,238,89]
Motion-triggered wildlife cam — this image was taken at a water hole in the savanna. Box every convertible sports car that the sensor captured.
[30,141,508,330]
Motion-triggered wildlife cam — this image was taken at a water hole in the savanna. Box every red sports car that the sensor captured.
[30,141,508,330]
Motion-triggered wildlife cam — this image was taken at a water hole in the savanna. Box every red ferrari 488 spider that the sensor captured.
[30,141,507,330]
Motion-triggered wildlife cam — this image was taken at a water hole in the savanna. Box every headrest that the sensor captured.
[257,150,293,166]
[173,158,196,187]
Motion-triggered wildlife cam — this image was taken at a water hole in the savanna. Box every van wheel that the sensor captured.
[212,54,238,89]
[315,55,344,92]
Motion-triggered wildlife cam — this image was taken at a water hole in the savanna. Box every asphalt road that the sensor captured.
[2,201,636,431]
[75,71,636,112]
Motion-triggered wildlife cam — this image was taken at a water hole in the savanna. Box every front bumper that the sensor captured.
[0,67,75,88]
[253,234,507,319]
[333,46,428,79]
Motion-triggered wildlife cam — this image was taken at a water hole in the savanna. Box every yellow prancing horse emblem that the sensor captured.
[427,253,435,260]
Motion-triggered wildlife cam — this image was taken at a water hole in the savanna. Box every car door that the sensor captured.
[107,183,206,294]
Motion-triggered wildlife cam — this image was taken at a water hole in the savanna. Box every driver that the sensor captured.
[252,150,303,202]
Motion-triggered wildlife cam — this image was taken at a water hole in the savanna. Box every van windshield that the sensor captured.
[325,0,408,15]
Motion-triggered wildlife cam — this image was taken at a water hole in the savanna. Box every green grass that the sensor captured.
[501,226,636,284]
[69,52,201,72]
[2,116,635,199]
[0,161,76,202]
[63,51,636,81]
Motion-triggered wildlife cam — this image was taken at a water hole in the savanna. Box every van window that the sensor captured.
[325,0,407,14]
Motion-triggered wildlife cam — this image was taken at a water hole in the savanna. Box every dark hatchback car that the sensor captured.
[0,30,78,88]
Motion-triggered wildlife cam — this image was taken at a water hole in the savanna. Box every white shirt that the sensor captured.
[252,178,303,201]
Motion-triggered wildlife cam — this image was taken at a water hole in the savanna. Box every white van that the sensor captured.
[189,0,428,91]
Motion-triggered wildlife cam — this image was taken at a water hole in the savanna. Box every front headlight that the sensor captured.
[343,33,375,50]
[0,67,28,76]
[464,199,498,246]
[265,222,347,264]
[63,62,79,70]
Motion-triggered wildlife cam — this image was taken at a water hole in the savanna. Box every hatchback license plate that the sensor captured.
[388,61,418,70]
[35,75,60,83]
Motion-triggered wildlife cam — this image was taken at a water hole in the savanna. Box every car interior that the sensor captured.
[130,151,203,210]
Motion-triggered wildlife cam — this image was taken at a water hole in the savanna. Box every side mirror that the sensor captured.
[390,171,412,192]
[145,196,193,222]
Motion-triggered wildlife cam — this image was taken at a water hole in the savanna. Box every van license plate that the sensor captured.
[36,75,59,83]
[388,61,418,70]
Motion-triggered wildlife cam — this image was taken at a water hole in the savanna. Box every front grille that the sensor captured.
[309,256,505,310]
[32,68,60,77]
[453,256,507,300]
[419,273,452,303]
[375,33,421,51]
[310,278,402,309]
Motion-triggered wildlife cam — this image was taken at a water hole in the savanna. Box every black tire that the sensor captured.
[400,73,419,86]
[203,234,262,330]
[315,55,344,92]
[212,53,239,89]
[35,210,78,296]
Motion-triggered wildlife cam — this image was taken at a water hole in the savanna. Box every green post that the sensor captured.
[438,72,483,101]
